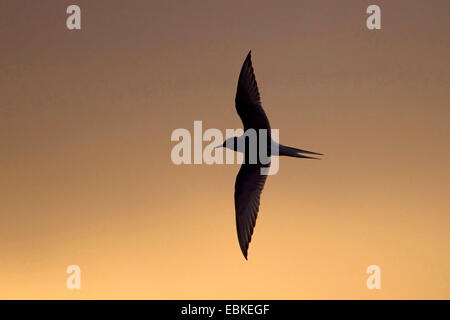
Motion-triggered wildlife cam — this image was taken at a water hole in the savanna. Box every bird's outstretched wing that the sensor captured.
[234,163,268,259]
[235,51,271,131]
[233,51,271,259]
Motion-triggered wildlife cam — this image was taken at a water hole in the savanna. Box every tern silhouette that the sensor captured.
[219,51,322,259]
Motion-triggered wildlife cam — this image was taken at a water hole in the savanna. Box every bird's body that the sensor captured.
[221,51,322,259]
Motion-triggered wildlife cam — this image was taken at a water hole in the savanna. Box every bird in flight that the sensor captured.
[219,51,322,259]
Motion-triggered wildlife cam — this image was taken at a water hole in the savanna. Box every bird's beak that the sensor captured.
[215,144,222,149]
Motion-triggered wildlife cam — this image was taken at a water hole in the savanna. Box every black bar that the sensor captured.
[1,300,448,318]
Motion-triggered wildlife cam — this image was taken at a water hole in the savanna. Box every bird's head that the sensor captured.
[217,137,239,151]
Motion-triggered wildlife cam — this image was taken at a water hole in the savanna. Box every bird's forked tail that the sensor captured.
[278,144,323,159]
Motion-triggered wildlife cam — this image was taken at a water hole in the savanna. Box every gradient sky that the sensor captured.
[0,0,449,299]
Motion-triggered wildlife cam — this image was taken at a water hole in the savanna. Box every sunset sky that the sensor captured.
[0,0,449,299]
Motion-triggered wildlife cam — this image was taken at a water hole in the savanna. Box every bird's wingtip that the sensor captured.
[242,248,248,260]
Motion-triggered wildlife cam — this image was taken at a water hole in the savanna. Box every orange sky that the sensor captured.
[0,0,449,299]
